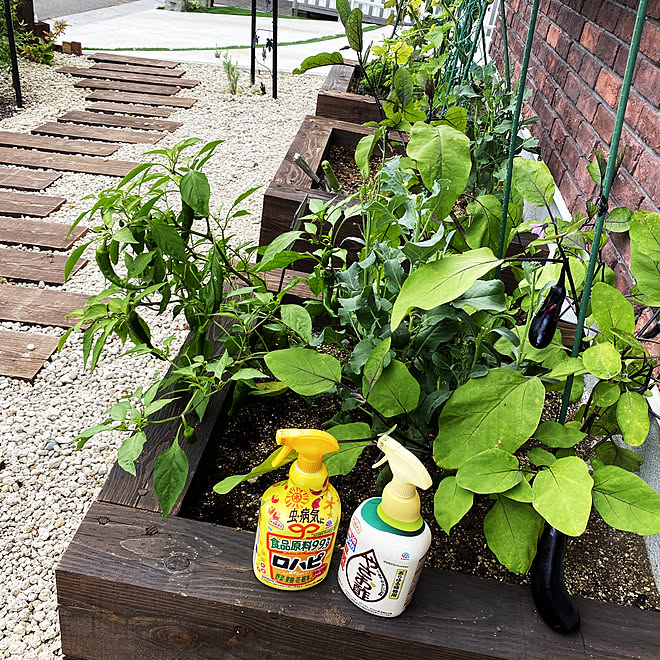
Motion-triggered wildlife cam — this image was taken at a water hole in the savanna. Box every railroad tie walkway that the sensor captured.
[0,53,196,379]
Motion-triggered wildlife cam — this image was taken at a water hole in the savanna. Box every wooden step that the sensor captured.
[58,111,182,133]
[0,131,119,157]
[0,247,86,284]
[0,191,66,217]
[86,102,176,118]
[33,122,163,145]
[87,52,179,69]
[59,67,198,88]
[74,79,181,97]
[0,167,61,191]
[91,62,184,78]
[86,90,196,108]
[0,283,90,327]
[0,147,140,177]
[0,216,87,250]
[0,329,59,380]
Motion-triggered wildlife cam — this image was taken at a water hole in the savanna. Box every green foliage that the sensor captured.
[222,52,240,94]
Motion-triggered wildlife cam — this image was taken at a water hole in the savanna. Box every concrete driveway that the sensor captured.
[34,0,144,21]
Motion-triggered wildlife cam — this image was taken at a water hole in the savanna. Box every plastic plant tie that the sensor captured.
[558,0,649,424]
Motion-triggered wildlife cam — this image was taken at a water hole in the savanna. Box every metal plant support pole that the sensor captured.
[272,0,278,99]
[499,0,511,90]
[4,0,23,108]
[495,0,541,270]
[463,0,488,78]
[558,0,649,424]
[250,0,257,85]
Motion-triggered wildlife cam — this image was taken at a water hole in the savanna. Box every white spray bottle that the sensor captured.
[337,435,432,617]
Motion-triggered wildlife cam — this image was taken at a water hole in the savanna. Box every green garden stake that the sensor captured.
[321,160,341,192]
[499,0,511,91]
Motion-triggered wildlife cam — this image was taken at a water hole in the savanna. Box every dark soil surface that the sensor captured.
[181,391,660,612]
[319,144,396,195]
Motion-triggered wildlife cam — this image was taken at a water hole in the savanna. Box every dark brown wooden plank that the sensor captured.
[59,66,198,88]
[0,247,86,284]
[58,110,182,133]
[0,216,87,250]
[0,329,59,379]
[33,122,163,145]
[0,146,140,177]
[316,88,382,125]
[0,284,90,327]
[57,499,660,660]
[322,62,356,92]
[74,79,181,97]
[0,190,66,217]
[87,52,180,68]
[86,102,177,118]
[91,62,185,78]
[0,166,61,191]
[86,90,196,108]
[0,131,119,157]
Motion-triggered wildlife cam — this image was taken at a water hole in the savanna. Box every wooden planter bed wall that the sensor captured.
[56,282,659,660]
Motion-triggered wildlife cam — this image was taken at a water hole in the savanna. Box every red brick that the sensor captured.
[634,57,660,107]
[532,90,559,128]
[546,0,560,21]
[546,147,564,184]
[558,5,585,39]
[566,43,582,72]
[623,90,645,130]
[562,136,582,172]
[578,52,600,86]
[575,159,598,200]
[581,0,600,21]
[541,74,559,104]
[577,90,598,122]
[575,119,603,156]
[537,14,551,38]
[613,44,629,77]
[595,69,623,107]
[563,71,583,102]
[580,22,600,51]
[635,308,660,377]
[614,9,636,42]
[596,1,619,33]
[521,2,531,21]
[634,156,660,208]
[593,103,616,143]
[640,21,660,66]
[612,262,634,296]
[609,231,631,267]
[565,0,584,12]
[618,129,645,173]
[547,24,561,48]
[612,168,645,210]
[550,118,569,152]
[559,171,585,215]
[556,33,572,59]
[636,104,660,152]
[554,91,581,135]
[595,31,620,68]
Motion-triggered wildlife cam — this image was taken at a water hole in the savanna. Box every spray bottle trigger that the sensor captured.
[373,454,388,469]
[272,444,292,467]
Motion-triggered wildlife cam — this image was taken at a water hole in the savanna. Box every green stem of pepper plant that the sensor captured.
[558,0,648,424]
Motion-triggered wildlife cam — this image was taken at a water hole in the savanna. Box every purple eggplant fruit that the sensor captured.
[529,267,566,349]
[530,525,581,634]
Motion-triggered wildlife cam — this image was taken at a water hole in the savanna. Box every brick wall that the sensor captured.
[490,0,660,219]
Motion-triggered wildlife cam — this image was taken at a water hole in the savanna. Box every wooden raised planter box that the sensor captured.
[316,62,383,125]
[56,285,660,659]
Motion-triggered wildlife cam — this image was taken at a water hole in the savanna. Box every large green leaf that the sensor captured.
[180,170,210,217]
[154,438,189,517]
[593,381,621,408]
[292,51,344,75]
[355,131,380,181]
[629,212,660,305]
[465,195,504,253]
[214,448,295,494]
[434,369,544,469]
[534,421,585,448]
[456,449,521,494]
[336,0,351,25]
[345,8,363,52]
[591,282,635,341]
[582,341,621,379]
[117,430,147,477]
[484,497,544,574]
[367,359,420,417]
[149,220,187,261]
[532,457,594,535]
[362,337,391,398]
[434,476,473,534]
[511,157,555,207]
[405,122,471,215]
[616,390,649,447]
[595,440,643,472]
[265,348,341,396]
[324,422,372,476]
[452,279,506,312]
[391,248,502,330]
[592,465,660,534]
[281,304,313,344]
[393,66,414,109]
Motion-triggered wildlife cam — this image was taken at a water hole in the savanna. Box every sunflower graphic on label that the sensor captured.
[284,485,309,509]
[345,549,388,602]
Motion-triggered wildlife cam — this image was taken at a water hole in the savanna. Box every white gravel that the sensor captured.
[0,54,322,659]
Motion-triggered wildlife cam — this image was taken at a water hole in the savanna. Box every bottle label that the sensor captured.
[344,548,388,602]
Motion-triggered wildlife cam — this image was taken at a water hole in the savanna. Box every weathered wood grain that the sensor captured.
[0,147,139,176]
[0,284,90,327]
[0,131,119,157]
[58,110,182,133]
[322,62,356,91]
[0,247,86,284]
[57,499,660,660]
[0,190,66,217]
[33,122,163,145]
[58,66,198,88]
[90,62,185,78]
[87,52,180,68]
[74,79,181,97]
[86,102,177,118]
[0,167,61,191]
[0,216,87,250]
[86,90,196,108]
[0,329,59,379]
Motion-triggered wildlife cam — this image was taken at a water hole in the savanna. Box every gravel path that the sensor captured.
[0,54,322,659]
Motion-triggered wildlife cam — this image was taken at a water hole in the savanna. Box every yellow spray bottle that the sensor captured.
[253,428,341,590]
